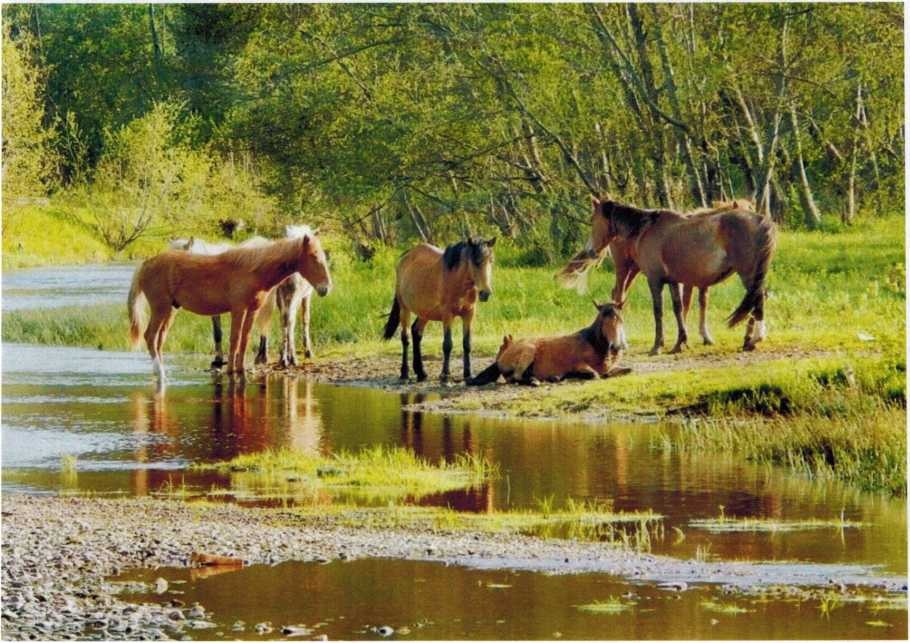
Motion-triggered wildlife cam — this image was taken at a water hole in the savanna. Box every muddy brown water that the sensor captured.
[2,264,907,639]
[113,559,906,640]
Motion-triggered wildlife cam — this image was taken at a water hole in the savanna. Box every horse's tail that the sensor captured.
[127,265,147,348]
[727,217,777,327]
[467,362,501,386]
[382,293,401,340]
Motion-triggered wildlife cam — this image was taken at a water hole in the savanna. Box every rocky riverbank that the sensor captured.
[1,494,905,640]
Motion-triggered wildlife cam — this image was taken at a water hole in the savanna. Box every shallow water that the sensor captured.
[116,559,907,640]
[2,264,908,639]
[1,263,136,311]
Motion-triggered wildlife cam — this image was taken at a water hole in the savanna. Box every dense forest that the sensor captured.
[2,4,904,259]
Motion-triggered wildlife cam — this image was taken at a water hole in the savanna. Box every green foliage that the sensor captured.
[1,25,58,209]
[2,4,902,249]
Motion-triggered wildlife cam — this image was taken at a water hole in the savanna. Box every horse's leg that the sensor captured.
[440,317,453,383]
[255,334,268,366]
[399,308,412,381]
[668,282,689,354]
[647,277,665,356]
[144,307,169,382]
[301,294,313,359]
[236,306,259,375]
[682,285,694,322]
[211,316,225,369]
[227,308,247,376]
[411,318,428,382]
[699,288,715,345]
[285,294,300,367]
[566,364,599,380]
[744,289,766,351]
[275,290,290,368]
[461,309,475,381]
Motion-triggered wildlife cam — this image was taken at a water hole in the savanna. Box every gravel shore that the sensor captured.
[2,494,905,640]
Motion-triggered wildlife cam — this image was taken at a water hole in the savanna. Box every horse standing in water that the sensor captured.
[130,232,332,382]
[559,198,775,353]
[170,225,318,368]
[383,238,496,382]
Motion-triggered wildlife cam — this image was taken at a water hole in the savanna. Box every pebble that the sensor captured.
[376,625,394,637]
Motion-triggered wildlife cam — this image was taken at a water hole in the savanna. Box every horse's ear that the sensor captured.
[614,300,624,311]
[486,237,496,247]
[592,299,603,312]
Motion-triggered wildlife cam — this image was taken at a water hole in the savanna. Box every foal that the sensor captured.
[468,302,628,386]
[129,233,332,381]
[383,237,496,382]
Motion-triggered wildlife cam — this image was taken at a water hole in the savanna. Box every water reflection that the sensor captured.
[2,345,906,573]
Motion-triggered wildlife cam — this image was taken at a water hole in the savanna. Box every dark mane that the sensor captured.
[442,241,468,271]
[600,200,659,237]
[442,239,489,271]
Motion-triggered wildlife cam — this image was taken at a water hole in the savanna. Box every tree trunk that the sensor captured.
[788,104,821,228]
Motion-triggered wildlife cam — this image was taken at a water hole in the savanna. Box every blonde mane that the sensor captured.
[222,236,305,273]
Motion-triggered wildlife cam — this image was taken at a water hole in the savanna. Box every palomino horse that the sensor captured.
[170,225,319,368]
[600,199,753,347]
[383,238,496,382]
[559,198,775,353]
[129,233,332,382]
[169,236,271,368]
[468,301,629,386]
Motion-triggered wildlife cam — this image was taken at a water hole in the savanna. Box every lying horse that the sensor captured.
[560,198,775,354]
[558,199,750,347]
[130,232,332,381]
[383,237,496,382]
[170,225,319,369]
[468,302,629,386]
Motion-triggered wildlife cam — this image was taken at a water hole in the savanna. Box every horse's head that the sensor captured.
[593,300,625,356]
[496,334,514,359]
[590,197,616,255]
[296,232,333,297]
[466,237,496,302]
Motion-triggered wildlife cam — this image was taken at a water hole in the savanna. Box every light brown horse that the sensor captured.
[468,302,629,386]
[128,234,332,381]
[383,238,496,382]
[604,199,752,347]
[559,198,775,354]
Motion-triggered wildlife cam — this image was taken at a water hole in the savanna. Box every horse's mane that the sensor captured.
[224,236,303,273]
[600,200,660,237]
[442,239,488,271]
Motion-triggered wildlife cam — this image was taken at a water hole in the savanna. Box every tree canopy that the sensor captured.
[2,4,903,252]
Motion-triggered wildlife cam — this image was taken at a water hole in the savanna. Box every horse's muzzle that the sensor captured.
[479,290,492,302]
[317,284,331,297]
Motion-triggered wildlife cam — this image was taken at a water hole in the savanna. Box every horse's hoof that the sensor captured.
[439,374,450,384]
[210,359,226,369]
[743,342,757,352]
[648,347,662,356]
[304,350,313,359]
[415,372,428,382]
[703,337,715,346]
[669,343,687,354]
[528,378,541,387]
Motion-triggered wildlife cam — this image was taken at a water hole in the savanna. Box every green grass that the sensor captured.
[192,446,494,502]
[576,598,636,614]
[700,600,754,615]
[313,499,663,548]
[689,507,863,533]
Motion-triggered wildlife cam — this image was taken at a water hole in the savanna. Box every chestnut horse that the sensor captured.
[383,238,496,382]
[468,302,629,386]
[559,198,775,353]
[129,233,332,381]
[604,199,752,347]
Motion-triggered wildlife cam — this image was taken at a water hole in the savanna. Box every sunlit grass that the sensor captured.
[700,600,754,615]
[281,499,663,550]
[192,446,495,501]
[689,505,864,533]
[576,597,636,614]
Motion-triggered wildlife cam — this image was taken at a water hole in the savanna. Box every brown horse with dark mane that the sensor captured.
[559,198,775,353]
[468,302,629,386]
[383,238,496,382]
[128,233,332,382]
